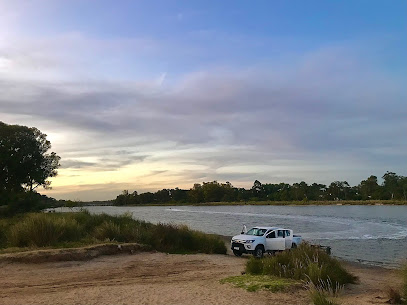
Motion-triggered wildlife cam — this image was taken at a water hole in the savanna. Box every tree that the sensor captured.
[251,180,265,199]
[327,181,350,200]
[359,175,380,200]
[382,172,400,200]
[0,122,60,194]
[188,183,204,203]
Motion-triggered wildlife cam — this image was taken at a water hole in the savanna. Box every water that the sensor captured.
[60,205,407,267]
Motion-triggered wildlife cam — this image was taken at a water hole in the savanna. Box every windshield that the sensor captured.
[246,228,267,236]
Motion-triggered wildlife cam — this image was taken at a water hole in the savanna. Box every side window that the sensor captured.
[277,230,285,238]
[285,230,291,237]
[266,231,276,239]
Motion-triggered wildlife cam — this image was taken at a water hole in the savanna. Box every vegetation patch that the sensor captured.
[384,263,407,304]
[309,287,339,305]
[0,211,227,255]
[220,274,298,292]
[246,243,357,289]
[402,264,407,304]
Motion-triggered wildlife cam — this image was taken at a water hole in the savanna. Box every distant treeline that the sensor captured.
[114,171,407,205]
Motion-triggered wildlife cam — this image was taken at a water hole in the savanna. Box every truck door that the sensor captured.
[265,230,285,251]
[284,230,293,249]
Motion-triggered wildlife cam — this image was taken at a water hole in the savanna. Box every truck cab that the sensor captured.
[231,226,302,257]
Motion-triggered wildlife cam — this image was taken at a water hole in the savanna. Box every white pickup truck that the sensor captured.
[231,226,302,258]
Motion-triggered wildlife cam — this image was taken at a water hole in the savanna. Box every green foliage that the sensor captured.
[113,171,407,206]
[384,264,407,305]
[402,264,407,304]
[309,287,339,305]
[0,212,227,254]
[220,275,297,292]
[0,121,60,214]
[0,220,8,248]
[0,121,60,193]
[8,213,83,247]
[246,256,264,274]
[245,243,357,288]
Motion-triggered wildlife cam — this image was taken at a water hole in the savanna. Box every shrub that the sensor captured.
[141,223,227,254]
[386,287,403,304]
[8,213,82,247]
[93,221,123,242]
[2,212,227,255]
[246,256,264,275]
[0,220,8,248]
[246,243,357,288]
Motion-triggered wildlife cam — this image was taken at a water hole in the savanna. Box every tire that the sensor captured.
[233,250,242,257]
[291,243,297,249]
[253,245,264,258]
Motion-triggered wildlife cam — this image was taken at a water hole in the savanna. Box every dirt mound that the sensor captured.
[0,243,152,263]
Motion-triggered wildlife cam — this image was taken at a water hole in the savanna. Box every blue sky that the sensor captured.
[0,1,406,200]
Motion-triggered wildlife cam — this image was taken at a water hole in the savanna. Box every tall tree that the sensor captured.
[382,172,399,199]
[359,175,380,200]
[0,122,60,193]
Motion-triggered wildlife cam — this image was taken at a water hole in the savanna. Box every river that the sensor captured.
[58,205,407,267]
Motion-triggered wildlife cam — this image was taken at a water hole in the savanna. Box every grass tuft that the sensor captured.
[220,275,298,292]
[402,264,407,304]
[386,287,403,304]
[246,243,357,289]
[309,287,339,305]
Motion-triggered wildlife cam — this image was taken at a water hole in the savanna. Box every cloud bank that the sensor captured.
[0,2,406,200]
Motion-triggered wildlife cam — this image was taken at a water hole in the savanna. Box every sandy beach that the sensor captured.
[0,248,403,305]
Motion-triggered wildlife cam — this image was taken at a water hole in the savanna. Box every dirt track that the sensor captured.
[0,252,402,305]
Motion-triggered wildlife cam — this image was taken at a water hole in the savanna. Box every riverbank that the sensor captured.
[0,250,403,305]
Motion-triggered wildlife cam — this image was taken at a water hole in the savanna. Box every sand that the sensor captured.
[0,251,403,305]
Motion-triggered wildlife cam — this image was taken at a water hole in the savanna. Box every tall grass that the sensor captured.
[0,212,227,254]
[8,214,83,247]
[246,243,357,288]
[403,264,407,304]
[309,287,338,305]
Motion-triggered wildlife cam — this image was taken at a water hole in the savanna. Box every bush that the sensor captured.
[8,213,83,247]
[0,220,8,248]
[2,212,227,255]
[246,243,357,288]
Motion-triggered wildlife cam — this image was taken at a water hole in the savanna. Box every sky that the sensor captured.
[0,0,406,201]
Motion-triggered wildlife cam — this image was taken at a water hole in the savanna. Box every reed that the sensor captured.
[246,243,357,288]
[2,212,227,254]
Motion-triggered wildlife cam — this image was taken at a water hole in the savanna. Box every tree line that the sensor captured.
[114,172,407,205]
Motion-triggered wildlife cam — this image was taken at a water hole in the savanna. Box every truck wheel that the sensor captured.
[233,250,242,257]
[254,245,264,258]
[291,243,297,249]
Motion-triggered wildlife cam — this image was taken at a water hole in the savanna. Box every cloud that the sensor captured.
[0,28,405,200]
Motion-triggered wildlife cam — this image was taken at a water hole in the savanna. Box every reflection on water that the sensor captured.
[56,205,407,267]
